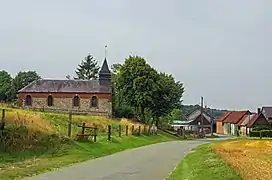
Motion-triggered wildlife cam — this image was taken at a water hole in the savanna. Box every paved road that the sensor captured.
[24,136,231,180]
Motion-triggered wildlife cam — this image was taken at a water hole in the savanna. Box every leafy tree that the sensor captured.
[117,55,159,122]
[0,70,12,101]
[111,63,135,118]
[150,72,184,126]
[9,71,41,100]
[74,54,100,80]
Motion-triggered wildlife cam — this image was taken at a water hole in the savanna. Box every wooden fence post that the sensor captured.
[0,109,5,130]
[125,125,128,136]
[118,124,122,137]
[94,127,97,142]
[67,112,72,137]
[260,131,262,139]
[132,125,134,135]
[108,125,111,141]
[81,122,86,135]
[138,125,141,135]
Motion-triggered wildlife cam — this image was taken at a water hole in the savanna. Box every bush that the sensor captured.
[249,130,272,137]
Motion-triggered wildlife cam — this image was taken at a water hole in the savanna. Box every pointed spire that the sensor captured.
[99,58,110,74]
[99,45,111,75]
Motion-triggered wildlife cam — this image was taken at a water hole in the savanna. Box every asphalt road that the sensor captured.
[24,136,230,180]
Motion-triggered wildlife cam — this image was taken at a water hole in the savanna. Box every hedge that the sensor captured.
[249,130,272,137]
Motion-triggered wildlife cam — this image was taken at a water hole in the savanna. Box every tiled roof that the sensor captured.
[223,111,250,124]
[18,79,110,93]
[217,112,232,122]
[247,113,268,128]
[237,114,256,126]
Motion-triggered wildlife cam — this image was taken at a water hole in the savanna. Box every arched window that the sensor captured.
[91,96,98,107]
[25,95,32,106]
[47,95,53,106]
[73,95,80,107]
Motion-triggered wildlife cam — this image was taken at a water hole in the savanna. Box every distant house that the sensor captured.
[170,108,212,133]
[236,114,255,136]
[216,112,231,134]
[216,111,250,135]
[247,112,270,131]
[261,106,272,125]
[17,58,112,116]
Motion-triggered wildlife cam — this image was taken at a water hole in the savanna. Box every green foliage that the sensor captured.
[74,54,100,80]
[167,143,241,180]
[112,56,184,125]
[249,130,272,137]
[0,70,12,101]
[150,73,184,124]
[8,71,41,101]
[117,56,159,122]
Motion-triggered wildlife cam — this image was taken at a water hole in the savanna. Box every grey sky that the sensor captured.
[0,0,270,111]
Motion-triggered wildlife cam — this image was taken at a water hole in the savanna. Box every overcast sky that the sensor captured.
[0,0,270,111]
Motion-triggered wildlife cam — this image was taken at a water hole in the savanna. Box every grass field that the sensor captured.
[0,107,178,180]
[167,142,241,180]
[212,139,272,180]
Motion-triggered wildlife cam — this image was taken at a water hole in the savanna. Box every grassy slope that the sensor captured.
[167,142,241,180]
[0,108,178,180]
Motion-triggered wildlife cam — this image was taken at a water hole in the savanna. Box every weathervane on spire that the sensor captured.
[105,45,108,59]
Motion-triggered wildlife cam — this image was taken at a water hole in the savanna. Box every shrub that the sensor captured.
[249,130,272,137]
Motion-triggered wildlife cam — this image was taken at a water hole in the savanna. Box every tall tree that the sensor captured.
[111,63,134,118]
[117,55,159,122]
[9,71,41,100]
[150,72,184,126]
[74,54,100,80]
[0,70,12,101]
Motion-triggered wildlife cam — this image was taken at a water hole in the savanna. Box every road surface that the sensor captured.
[24,136,231,180]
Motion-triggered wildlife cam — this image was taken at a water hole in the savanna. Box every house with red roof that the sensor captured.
[236,113,256,136]
[215,110,250,135]
[246,112,270,131]
[216,112,231,134]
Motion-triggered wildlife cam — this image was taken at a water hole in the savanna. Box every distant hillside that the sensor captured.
[181,104,227,120]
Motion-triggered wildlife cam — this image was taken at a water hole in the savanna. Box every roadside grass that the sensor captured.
[167,142,241,180]
[212,139,272,180]
[0,131,178,180]
[0,106,179,180]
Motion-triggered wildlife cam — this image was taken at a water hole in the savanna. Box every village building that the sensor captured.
[216,111,250,135]
[246,111,270,131]
[236,113,255,136]
[216,111,231,134]
[217,107,271,136]
[17,58,112,116]
[170,108,213,133]
[261,106,272,125]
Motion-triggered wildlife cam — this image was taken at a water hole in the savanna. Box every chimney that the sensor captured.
[257,108,261,114]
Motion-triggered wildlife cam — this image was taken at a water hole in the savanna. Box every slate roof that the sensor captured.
[187,109,211,123]
[223,111,250,124]
[99,58,111,75]
[18,79,110,93]
[261,106,272,118]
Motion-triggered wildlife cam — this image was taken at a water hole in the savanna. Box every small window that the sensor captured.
[25,95,32,106]
[73,95,80,107]
[91,96,98,107]
[47,95,53,106]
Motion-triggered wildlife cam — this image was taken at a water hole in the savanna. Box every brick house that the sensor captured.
[18,58,112,116]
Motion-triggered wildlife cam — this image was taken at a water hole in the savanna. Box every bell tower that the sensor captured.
[99,45,111,92]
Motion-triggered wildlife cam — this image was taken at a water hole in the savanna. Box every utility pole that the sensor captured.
[200,96,204,138]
